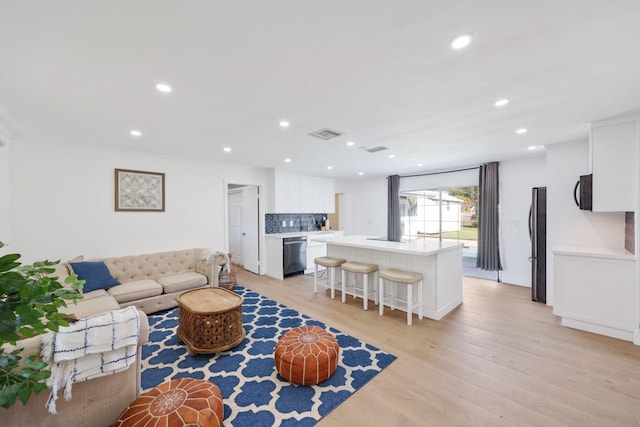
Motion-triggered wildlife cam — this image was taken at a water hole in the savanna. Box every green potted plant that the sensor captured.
[0,241,84,408]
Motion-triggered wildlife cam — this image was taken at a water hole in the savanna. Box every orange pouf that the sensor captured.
[113,378,224,427]
[274,325,340,385]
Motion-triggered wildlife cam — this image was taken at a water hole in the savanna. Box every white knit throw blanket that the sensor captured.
[41,306,140,414]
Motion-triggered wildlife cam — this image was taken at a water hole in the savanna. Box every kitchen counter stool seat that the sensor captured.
[341,262,379,310]
[379,268,423,325]
[314,256,346,299]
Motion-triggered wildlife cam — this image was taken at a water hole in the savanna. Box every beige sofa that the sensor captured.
[64,248,222,317]
[4,248,223,426]
[5,312,150,427]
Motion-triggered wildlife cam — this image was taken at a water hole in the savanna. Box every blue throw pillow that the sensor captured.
[69,261,120,293]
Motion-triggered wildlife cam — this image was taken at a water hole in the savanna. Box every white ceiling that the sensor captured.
[2,1,640,178]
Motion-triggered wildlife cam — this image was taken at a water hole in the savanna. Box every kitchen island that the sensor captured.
[310,235,463,320]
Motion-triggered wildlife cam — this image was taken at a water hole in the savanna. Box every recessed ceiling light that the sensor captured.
[451,34,472,50]
[279,121,290,128]
[418,163,423,167]
[358,172,364,176]
[495,98,509,107]
[346,141,355,146]
[516,128,528,134]
[327,166,333,170]
[156,83,172,93]
[388,154,395,159]
[528,146,537,150]
[284,158,291,163]
[130,130,142,137]
[223,147,231,152]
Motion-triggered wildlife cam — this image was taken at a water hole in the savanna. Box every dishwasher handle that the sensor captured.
[283,237,307,244]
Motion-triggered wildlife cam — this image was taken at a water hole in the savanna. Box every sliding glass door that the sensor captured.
[401,186,488,278]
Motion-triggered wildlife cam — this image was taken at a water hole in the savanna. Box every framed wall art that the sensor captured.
[115,168,165,212]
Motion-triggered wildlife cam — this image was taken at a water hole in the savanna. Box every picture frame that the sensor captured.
[115,168,165,212]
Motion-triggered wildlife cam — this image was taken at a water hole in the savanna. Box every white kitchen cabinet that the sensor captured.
[553,247,636,341]
[314,176,335,213]
[265,236,284,280]
[268,169,335,213]
[305,240,327,274]
[590,116,638,212]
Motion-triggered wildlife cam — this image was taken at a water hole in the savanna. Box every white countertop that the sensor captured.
[310,234,463,256]
[265,231,341,239]
[552,245,635,260]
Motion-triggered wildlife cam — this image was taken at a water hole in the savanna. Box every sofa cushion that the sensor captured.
[64,295,121,320]
[157,272,207,293]
[82,289,109,300]
[70,261,120,293]
[108,280,163,304]
[46,255,83,292]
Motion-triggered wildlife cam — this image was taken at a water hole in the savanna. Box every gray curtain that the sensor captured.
[387,175,401,242]
[476,162,503,271]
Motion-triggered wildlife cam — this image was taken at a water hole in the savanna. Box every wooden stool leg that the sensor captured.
[407,283,413,326]
[391,281,396,311]
[314,263,319,293]
[374,271,379,306]
[379,276,384,316]
[363,272,369,311]
[418,279,424,320]
[341,269,347,303]
[352,273,357,299]
[329,267,335,299]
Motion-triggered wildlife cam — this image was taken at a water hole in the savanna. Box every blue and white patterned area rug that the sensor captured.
[141,285,397,427]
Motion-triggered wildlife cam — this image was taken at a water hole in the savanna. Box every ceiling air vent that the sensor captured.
[307,128,344,140]
[361,145,389,153]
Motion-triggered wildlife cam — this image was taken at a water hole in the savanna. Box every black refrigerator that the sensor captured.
[529,187,546,303]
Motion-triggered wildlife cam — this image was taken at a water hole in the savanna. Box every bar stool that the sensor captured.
[341,261,379,310]
[313,256,346,299]
[379,268,423,325]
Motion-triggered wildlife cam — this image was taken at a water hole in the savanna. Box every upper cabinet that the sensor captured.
[590,116,639,212]
[268,169,335,213]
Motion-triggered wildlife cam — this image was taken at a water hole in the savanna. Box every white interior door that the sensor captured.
[228,190,244,266]
[242,186,260,274]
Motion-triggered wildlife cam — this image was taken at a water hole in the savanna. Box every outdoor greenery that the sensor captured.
[441,226,479,240]
[0,242,83,408]
[447,186,479,212]
[420,225,479,241]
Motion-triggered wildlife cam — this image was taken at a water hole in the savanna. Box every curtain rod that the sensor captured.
[394,166,480,179]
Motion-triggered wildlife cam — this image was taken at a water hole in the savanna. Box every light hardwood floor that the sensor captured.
[235,269,640,426]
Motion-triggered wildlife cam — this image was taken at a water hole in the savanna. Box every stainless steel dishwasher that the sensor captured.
[283,236,307,277]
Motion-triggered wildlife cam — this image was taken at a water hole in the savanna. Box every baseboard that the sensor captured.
[561,317,634,342]
[423,293,463,321]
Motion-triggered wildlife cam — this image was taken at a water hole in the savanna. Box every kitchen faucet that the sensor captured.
[306,215,316,231]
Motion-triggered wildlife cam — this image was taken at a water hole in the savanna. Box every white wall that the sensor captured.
[334,177,387,236]
[0,123,10,254]
[9,140,268,263]
[499,156,546,286]
[546,140,625,306]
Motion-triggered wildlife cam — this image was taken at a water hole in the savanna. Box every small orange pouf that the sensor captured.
[274,325,340,385]
[113,378,224,427]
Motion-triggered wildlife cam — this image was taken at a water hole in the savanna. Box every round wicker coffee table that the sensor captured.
[176,287,244,355]
[274,325,340,385]
[114,378,224,427]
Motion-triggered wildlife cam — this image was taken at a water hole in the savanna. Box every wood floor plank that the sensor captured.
[235,270,640,426]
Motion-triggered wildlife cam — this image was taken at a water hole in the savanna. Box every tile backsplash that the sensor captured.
[625,211,635,255]
[266,213,327,234]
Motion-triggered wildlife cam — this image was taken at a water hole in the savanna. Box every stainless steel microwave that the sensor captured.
[573,174,592,210]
